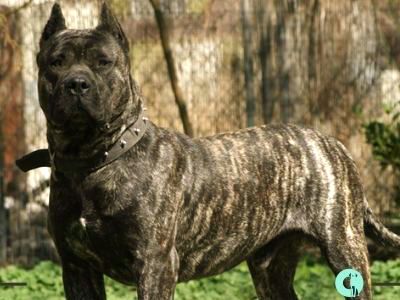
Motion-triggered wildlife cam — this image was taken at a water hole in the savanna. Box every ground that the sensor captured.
[0,256,399,300]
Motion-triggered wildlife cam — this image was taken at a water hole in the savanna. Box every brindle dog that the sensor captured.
[32,2,400,300]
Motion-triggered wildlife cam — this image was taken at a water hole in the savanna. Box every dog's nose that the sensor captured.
[66,77,90,96]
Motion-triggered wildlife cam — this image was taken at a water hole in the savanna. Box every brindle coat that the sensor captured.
[36,3,400,300]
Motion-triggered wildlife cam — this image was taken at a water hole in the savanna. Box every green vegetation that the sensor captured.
[365,101,400,171]
[1,256,400,299]
[365,100,400,205]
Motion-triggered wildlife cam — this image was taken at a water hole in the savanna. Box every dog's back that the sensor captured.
[175,124,368,281]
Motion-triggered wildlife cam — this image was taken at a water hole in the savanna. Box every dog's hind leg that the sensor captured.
[246,235,304,300]
[320,232,371,300]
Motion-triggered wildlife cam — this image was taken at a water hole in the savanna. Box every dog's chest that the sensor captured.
[65,217,103,265]
[62,171,139,272]
[65,213,137,284]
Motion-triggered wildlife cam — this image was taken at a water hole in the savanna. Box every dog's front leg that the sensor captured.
[62,261,106,300]
[137,247,179,300]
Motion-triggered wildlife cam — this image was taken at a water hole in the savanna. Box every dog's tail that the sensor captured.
[364,202,400,249]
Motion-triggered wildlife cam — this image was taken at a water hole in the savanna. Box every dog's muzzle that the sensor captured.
[65,76,91,96]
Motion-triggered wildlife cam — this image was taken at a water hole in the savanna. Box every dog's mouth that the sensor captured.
[47,95,95,129]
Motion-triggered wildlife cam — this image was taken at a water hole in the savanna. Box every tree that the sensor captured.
[255,0,379,128]
[241,0,256,127]
[149,0,194,136]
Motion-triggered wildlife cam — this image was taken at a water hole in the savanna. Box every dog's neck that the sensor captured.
[15,96,150,175]
[47,90,144,161]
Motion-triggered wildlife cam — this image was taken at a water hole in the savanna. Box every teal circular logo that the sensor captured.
[335,269,364,298]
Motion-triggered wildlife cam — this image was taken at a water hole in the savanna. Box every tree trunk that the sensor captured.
[0,120,6,264]
[241,0,256,127]
[149,0,194,137]
[256,0,275,123]
[256,0,379,126]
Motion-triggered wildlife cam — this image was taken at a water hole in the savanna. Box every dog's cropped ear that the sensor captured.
[97,1,129,52]
[40,3,66,48]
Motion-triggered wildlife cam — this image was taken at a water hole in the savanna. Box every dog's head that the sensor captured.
[37,2,137,135]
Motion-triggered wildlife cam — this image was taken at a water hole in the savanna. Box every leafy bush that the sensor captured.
[364,108,400,170]
[1,256,400,299]
[364,100,400,205]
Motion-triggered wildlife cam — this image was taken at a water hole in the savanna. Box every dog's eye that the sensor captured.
[50,57,64,67]
[98,59,112,67]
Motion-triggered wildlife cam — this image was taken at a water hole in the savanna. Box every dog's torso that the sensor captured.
[49,122,360,284]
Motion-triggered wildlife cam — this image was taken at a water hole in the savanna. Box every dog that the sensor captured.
[17,2,400,299]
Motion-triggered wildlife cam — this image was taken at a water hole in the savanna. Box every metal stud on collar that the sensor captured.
[120,139,127,148]
[134,128,140,134]
[104,151,109,157]
[142,117,148,122]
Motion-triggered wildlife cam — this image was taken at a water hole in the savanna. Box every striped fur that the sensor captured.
[39,3,399,300]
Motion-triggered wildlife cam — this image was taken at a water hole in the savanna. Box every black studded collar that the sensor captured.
[16,110,148,174]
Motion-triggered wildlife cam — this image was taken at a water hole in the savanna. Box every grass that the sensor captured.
[0,256,399,299]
